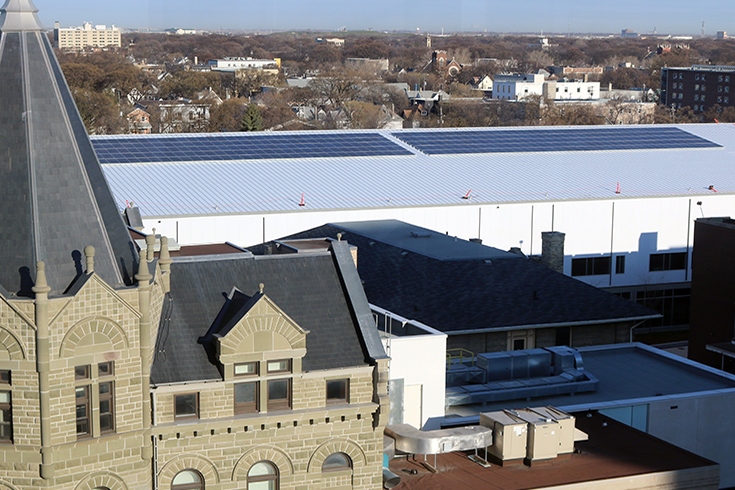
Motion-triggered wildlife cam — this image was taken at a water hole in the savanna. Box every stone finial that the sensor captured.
[159,236,172,266]
[32,261,51,295]
[135,256,152,284]
[145,234,155,262]
[84,245,95,273]
[337,233,342,241]
[259,283,264,294]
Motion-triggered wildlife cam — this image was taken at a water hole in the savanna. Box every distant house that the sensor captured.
[126,107,152,134]
[476,75,493,95]
[135,99,210,133]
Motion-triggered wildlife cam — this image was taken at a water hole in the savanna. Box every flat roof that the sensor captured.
[390,411,717,490]
[332,220,516,261]
[447,343,735,417]
[95,123,735,218]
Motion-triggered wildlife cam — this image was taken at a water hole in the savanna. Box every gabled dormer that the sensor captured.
[207,285,309,414]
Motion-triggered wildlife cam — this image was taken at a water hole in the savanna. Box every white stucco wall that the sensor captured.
[381,332,447,429]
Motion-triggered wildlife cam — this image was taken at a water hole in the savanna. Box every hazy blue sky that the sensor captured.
[32,0,735,35]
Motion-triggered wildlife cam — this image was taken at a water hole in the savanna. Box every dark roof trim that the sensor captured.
[330,240,388,362]
[445,314,663,336]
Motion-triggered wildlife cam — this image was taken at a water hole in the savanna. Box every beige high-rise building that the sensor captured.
[0,1,389,489]
[54,20,121,49]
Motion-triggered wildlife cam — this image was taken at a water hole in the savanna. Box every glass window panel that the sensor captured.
[172,469,202,484]
[75,365,90,380]
[98,361,114,377]
[235,362,258,376]
[323,452,351,471]
[235,383,256,404]
[267,359,290,373]
[268,380,288,400]
[326,379,348,403]
[175,393,198,418]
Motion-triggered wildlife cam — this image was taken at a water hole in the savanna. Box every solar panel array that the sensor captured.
[391,127,722,154]
[93,132,413,164]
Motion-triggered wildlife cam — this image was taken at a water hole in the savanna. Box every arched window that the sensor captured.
[322,452,352,472]
[172,469,204,490]
[248,461,279,490]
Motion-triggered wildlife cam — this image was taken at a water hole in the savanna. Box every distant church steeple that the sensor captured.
[0,0,139,295]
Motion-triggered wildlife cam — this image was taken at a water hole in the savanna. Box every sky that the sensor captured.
[32,0,735,35]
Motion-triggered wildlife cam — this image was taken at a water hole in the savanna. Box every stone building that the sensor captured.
[0,1,389,488]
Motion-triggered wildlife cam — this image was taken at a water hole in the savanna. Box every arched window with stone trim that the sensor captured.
[322,452,352,472]
[171,469,204,490]
[247,461,279,490]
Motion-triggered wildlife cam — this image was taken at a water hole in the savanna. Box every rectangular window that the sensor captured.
[98,361,114,377]
[267,359,291,374]
[649,252,687,271]
[75,365,90,381]
[0,391,11,442]
[174,393,199,419]
[234,362,258,377]
[75,385,90,436]
[234,382,259,414]
[571,256,611,276]
[267,379,291,411]
[326,379,349,404]
[99,381,114,432]
[0,371,11,443]
[615,255,626,274]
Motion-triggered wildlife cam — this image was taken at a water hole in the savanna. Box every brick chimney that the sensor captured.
[541,231,565,274]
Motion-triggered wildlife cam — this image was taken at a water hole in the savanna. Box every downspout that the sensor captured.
[33,261,54,479]
[629,319,647,343]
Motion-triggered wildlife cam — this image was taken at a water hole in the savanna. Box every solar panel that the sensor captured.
[92,132,413,164]
[390,127,722,155]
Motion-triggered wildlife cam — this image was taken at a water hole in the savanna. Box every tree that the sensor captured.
[240,104,263,131]
[344,101,384,129]
[71,88,128,135]
[208,98,248,132]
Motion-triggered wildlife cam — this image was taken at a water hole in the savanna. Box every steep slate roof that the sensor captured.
[0,0,138,296]
[277,220,659,334]
[151,244,382,385]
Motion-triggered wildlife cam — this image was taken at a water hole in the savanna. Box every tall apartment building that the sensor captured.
[53,20,121,49]
[660,64,735,112]
[0,2,388,489]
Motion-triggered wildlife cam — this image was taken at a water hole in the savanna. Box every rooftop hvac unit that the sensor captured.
[480,411,527,462]
[510,408,561,461]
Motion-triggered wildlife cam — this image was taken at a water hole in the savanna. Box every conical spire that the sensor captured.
[0,2,139,295]
[0,0,43,32]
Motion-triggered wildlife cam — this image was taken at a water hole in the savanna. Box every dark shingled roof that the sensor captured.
[151,248,374,385]
[274,220,659,334]
[0,5,138,296]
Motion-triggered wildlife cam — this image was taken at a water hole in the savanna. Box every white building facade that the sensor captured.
[53,21,120,49]
[492,73,545,100]
[97,124,735,330]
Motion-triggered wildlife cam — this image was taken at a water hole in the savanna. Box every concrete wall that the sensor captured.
[647,391,735,488]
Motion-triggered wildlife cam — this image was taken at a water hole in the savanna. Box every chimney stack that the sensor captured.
[541,231,565,274]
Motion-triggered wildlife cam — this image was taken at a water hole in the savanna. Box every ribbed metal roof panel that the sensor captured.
[95,124,735,218]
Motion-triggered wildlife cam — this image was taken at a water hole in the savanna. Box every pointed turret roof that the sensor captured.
[0,0,138,295]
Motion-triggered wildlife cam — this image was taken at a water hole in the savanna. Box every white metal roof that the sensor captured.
[96,123,735,218]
